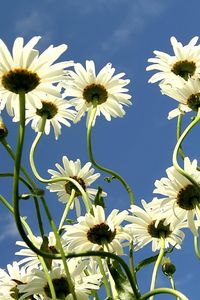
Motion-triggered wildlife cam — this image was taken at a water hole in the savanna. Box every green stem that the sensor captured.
[34,197,45,238]
[98,257,112,298]
[87,106,134,205]
[176,114,185,160]
[58,189,76,231]
[40,257,56,299]
[172,108,200,190]
[140,288,188,300]
[0,172,33,192]
[129,242,140,295]
[1,137,37,188]
[194,235,200,259]
[150,237,165,300]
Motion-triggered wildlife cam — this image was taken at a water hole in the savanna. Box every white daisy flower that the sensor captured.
[15,232,67,269]
[147,36,200,83]
[125,199,185,252]
[160,76,200,119]
[154,157,200,236]
[47,156,106,215]
[63,205,130,255]
[61,60,132,126]
[0,261,33,300]
[18,260,102,300]
[25,89,76,139]
[0,36,73,117]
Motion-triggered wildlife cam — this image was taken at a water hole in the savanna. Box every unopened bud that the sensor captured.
[162,257,176,277]
[0,118,8,139]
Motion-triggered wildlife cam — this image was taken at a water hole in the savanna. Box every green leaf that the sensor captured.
[94,185,105,208]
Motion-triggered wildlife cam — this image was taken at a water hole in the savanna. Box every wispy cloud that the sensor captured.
[15,10,53,46]
[0,215,19,241]
[101,0,172,53]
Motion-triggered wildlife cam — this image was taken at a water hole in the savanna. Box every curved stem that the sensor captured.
[173,108,200,190]
[140,287,188,300]
[87,106,134,205]
[0,172,33,192]
[150,237,165,300]
[1,137,37,189]
[194,235,200,259]
[98,257,112,298]
[59,189,76,230]
[176,114,185,160]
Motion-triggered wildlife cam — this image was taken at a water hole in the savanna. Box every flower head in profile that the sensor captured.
[147,36,200,83]
[160,76,200,119]
[25,88,76,139]
[0,261,33,300]
[63,205,130,255]
[125,199,185,252]
[154,157,200,236]
[47,156,106,216]
[61,60,132,126]
[18,261,102,300]
[0,36,73,117]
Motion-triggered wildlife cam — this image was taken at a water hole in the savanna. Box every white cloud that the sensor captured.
[0,215,19,241]
[101,0,172,53]
[15,11,53,46]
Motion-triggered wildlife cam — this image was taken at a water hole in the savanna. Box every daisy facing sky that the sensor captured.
[25,89,76,139]
[0,36,73,117]
[63,205,130,255]
[47,156,105,215]
[154,157,200,236]
[125,199,185,252]
[61,60,132,126]
[147,36,200,83]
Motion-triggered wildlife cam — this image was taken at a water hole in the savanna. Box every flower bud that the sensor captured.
[162,257,176,277]
[0,117,8,139]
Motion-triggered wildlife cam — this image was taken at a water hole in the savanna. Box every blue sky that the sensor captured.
[0,0,200,298]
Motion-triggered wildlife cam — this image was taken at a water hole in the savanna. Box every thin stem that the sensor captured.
[87,106,134,205]
[129,242,140,295]
[0,172,33,192]
[98,257,112,298]
[150,237,165,300]
[140,288,188,300]
[1,137,37,189]
[58,189,76,231]
[34,197,45,238]
[194,235,200,259]
[172,108,200,191]
[40,257,56,300]
[176,114,185,160]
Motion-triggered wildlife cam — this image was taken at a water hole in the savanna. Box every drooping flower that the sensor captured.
[154,157,200,236]
[147,36,200,83]
[63,205,130,255]
[125,199,185,252]
[47,156,106,216]
[160,76,200,119]
[25,89,76,139]
[61,60,132,126]
[18,260,102,300]
[0,36,73,117]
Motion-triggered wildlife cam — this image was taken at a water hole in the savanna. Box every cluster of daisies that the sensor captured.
[1,36,200,298]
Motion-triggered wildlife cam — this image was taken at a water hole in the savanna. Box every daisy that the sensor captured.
[125,199,185,252]
[160,76,200,119]
[25,88,76,139]
[154,157,200,236]
[18,260,102,300]
[63,205,130,255]
[0,261,33,300]
[0,36,73,117]
[47,156,106,215]
[15,232,68,269]
[147,36,200,83]
[61,60,132,126]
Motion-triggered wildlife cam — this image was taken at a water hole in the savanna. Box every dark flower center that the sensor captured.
[171,60,196,80]
[177,184,200,210]
[36,101,58,119]
[2,68,40,93]
[147,219,171,238]
[83,83,108,105]
[64,176,86,197]
[44,277,70,298]
[87,222,116,245]
[187,93,200,111]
